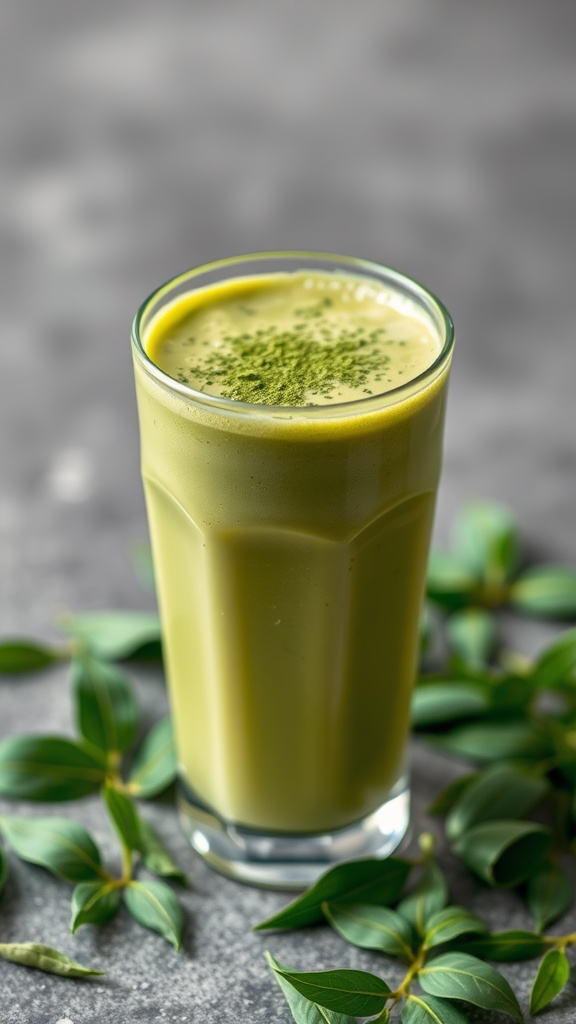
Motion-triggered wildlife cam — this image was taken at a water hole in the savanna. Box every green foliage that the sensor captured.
[128,715,177,798]
[265,953,391,1017]
[0,736,106,801]
[0,815,104,882]
[0,942,103,977]
[323,903,414,958]
[72,656,139,756]
[418,951,523,1021]
[255,857,410,931]
[530,948,571,1015]
[70,881,122,932]
[0,640,62,674]
[64,611,162,662]
[511,565,576,618]
[123,880,184,950]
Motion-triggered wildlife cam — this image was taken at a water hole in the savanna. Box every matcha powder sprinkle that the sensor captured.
[176,328,391,406]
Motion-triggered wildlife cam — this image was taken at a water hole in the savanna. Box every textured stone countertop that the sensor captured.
[1,2,575,1021]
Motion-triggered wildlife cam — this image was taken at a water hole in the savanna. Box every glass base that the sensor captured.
[177,777,410,890]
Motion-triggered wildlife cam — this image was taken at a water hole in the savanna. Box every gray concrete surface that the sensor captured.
[1,1,575,1020]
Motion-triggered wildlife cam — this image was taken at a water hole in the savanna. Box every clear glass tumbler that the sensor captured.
[131,252,454,888]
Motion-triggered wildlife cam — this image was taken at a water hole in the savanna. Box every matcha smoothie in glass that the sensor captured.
[131,252,454,888]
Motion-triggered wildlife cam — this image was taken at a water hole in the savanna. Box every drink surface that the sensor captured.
[144,271,441,406]
[134,266,451,833]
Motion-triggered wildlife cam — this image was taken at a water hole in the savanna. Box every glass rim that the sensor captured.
[131,250,454,418]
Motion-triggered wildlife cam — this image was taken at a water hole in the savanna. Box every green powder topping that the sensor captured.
[175,326,390,405]
[146,271,441,407]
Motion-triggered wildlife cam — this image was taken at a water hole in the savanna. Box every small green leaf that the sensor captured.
[102,785,142,852]
[428,774,479,816]
[411,682,490,728]
[265,953,390,1017]
[323,902,414,958]
[445,763,549,841]
[532,628,576,687]
[431,721,552,763]
[70,881,122,931]
[0,640,62,674]
[64,611,162,661]
[402,994,472,1024]
[426,552,477,610]
[396,861,449,935]
[445,610,498,667]
[255,857,410,931]
[123,879,183,949]
[0,736,106,801]
[511,565,576,619]
[72,657,139,755]
[461,930,546,962]
[418,951,522,1021]
[137,818,188,885]
[0,844,7,896]
[453,820,552,888]
[0,815,104,882]
[530,948,571,1015]
[128,716,177,799]
[423,906,488,948]
[270,959,358,1024]
[526,862,574,932]
[0,942,103,977]
[452,501,520,585]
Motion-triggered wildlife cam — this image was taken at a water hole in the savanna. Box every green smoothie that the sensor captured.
[133,262,452,835]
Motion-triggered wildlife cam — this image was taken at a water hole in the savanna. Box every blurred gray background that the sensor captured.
[1,1,575,1021]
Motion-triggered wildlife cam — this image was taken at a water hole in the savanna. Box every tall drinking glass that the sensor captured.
[131,253,454,888]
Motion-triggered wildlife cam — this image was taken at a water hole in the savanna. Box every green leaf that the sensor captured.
[254,857,410,931]
[411,682,490,729]
[511,565,576,619]
[418,951,522,1021]
[265,953,390,1017]
[453,820,552,888]
[461,930,546,962]
[452,501,520,585]
[70,881,122,931]
[323,902,414,958]
[428,774,479,816]
[431,721,552,763]
[396,861,449,935]
[423,906,488,948]
[0,736,106,801]
[532,628,576,687]
[137,818,188,885]
[0,942,103,977]
[128,716,177,799]
[102,785,142,852]
[0,815,104,882]
[445,610,498,668]
[445,763,549,841]
[123,879,183,949]
[64,611,161,661]
[426,552,477,610]
[0,844,7,896]
[0,640,62,674]
[530,948,571,1015]
[129,542,156,595]
[72,657,139,755]
[402,994,472,1024]
[270,960,358,1024]
[526,862,574,932]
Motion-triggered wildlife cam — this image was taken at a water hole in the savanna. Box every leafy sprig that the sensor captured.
[0,606,184,976]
